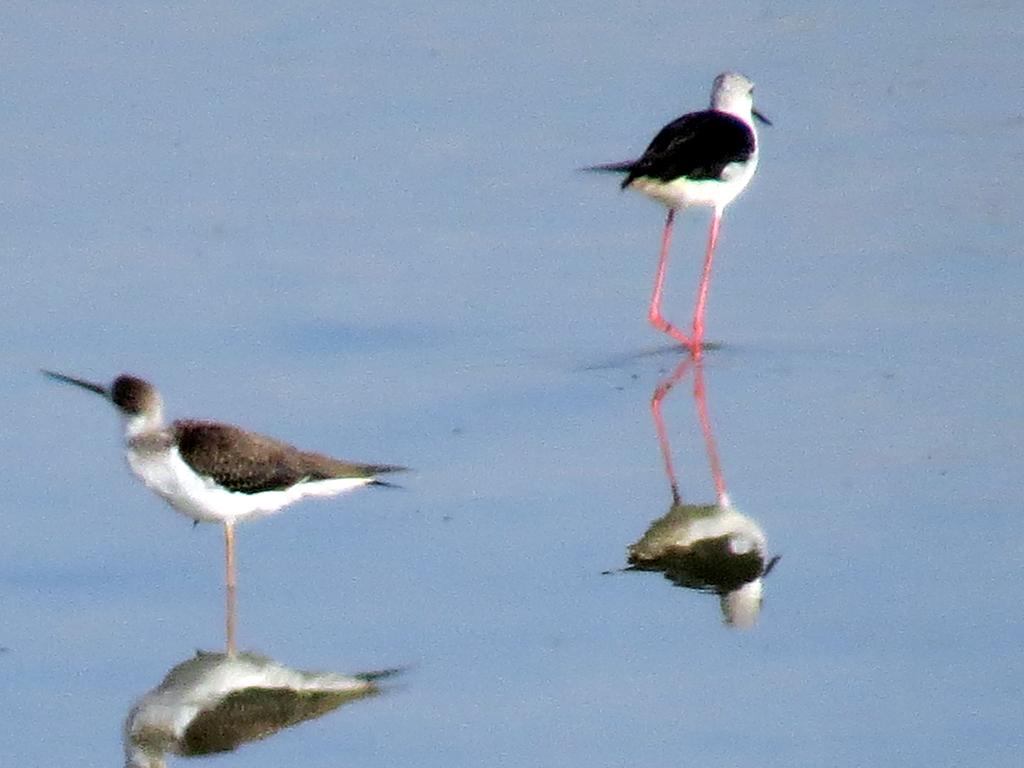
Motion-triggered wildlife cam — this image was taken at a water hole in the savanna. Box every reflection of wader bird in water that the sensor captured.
[124,650,398,768]
[625,358,780,628]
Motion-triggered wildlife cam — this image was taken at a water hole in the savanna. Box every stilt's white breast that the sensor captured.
[125,445,374,525]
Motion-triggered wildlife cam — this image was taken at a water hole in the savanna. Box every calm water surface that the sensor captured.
[2,2,1022,766]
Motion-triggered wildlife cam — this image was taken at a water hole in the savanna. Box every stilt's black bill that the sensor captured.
[752,108,771,126]
[41,370,108,396]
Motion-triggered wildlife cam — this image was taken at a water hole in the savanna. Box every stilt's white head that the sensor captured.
[710,72,771,127]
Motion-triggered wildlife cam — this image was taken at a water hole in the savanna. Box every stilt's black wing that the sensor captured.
[623,110,755,186]
[173,420,404,494]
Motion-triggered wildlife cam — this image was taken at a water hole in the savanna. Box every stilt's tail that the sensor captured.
[581,160,634,173]
[581,160,636,189]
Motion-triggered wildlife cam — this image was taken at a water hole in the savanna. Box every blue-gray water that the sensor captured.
[2,2,1022,765]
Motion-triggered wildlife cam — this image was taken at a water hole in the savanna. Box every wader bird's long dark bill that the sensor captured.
[41,369,108,396]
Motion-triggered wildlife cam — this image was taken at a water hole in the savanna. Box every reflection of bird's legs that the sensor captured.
[225,521,237,656]
[651,356,693,503]
[693,361,728,506]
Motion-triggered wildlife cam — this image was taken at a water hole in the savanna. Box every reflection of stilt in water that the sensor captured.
[693,361,729,506]
[650,356,728,506]
[225,523,237,656]
[628,357,779,628]
[123,529,401,766]
[124,651,398,768]
[650,357,690,502]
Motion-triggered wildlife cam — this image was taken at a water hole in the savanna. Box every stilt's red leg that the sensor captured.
[691,211,722,356]
[224,521,237,656]
[647,209,693,347]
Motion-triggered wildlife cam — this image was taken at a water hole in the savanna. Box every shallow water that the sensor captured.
[2,2,1022,766]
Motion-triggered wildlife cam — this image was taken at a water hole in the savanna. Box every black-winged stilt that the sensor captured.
[588,72,769,355]
[42,369,403,646]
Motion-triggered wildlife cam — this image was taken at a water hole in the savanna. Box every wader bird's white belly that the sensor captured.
[125,446,373,524]
[630,156,758,210]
